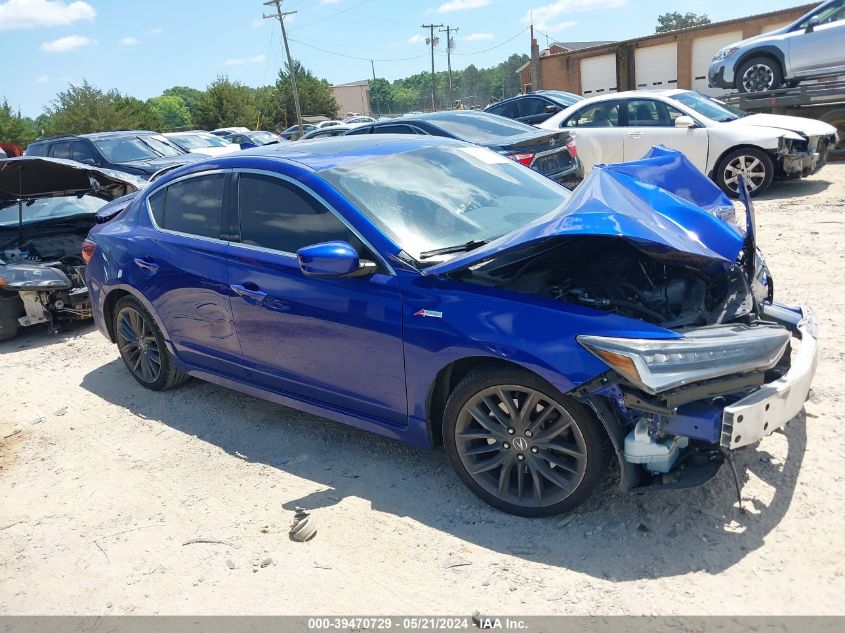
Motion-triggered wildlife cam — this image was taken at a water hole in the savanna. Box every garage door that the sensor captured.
[691,30,743,95]
[580,54,617,95]
[635,42,677,90]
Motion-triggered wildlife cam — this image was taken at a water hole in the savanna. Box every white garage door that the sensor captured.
[580,54,617,95]
[635,42,678,90]
[691,30,743,95]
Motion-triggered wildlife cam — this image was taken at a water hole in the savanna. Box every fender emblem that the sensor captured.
[413,309,443,318]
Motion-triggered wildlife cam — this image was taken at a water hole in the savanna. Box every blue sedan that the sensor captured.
[84,136,817,516]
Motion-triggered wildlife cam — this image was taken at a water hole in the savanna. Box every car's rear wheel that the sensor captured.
[736,57,783,93]
[0,290,24,342]
[113,295,187,391]
[715,147,774,197]
[443,366,608,517]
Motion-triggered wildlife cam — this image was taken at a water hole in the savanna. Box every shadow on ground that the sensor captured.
[81,359,806,581]
[759,177,832,200]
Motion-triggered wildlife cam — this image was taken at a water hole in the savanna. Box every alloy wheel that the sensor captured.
[116,307,162,384]
[454,385,588,508]
[741,64,775,93]
[723,154,767,193]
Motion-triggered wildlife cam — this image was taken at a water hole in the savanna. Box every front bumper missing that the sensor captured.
[720,306,819,450]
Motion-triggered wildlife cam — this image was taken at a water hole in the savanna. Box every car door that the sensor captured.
[621,98,709,169]
[131,171,245,377]
[49,141,72,160]
[487,99,518,120]
[71,141,100,166]
[226,170,407,426]
[517,97,558,125]
[787,0,845,75]
[560,99,624,173]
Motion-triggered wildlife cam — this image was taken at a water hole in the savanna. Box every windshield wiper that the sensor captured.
[419,239,489,260]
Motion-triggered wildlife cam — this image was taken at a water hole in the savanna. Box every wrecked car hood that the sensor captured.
[726,113,838,138]
[0,157,147,202]
[423,148,745,276]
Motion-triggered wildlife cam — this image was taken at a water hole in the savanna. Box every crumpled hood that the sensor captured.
[0,156,147,202]
[727,113,838,138]
[423,148,745,276]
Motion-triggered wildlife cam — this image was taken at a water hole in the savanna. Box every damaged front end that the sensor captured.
[432,149,818,493]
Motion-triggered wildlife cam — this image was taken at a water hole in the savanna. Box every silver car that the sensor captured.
[709,0,845,93]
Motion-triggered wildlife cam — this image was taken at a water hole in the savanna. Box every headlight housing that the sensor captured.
[0,263,72,289]
[578,324,790,394]
[713,47,739,61]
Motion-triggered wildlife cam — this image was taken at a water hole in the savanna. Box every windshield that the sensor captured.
[94,137,161,163]
[251,131,277,144]
[541,91,583,106]
[0,195,106,227]
[321,144,571,261]
[143,135,184,157]
[672,91,745,122]
[428,113,537,143]
[168,133,229,150]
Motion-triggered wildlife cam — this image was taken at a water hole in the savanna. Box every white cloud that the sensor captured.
[407,34,425,44]
[0,0,95,30]
[251,17,263,28]
[225,54,267,66]
[464,32,493,41]
[35,74,49,83]
[41,34,93,52]
[120,36,138,45]
[147,26,162,35]
[523,0,625,32]
[436,0,489,12]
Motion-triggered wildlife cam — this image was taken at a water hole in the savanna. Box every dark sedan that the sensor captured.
[485,91,583,125]
[345,111,581,187]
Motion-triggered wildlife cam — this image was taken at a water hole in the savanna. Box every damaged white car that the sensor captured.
[0,157,144,341]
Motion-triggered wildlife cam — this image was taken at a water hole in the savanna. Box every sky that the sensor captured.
[0,0,812,117]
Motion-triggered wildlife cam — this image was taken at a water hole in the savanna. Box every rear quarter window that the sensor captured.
[148,174,224,239]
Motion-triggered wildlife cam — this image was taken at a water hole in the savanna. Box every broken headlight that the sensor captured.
[578,324,790,394]
[0,263,72,289]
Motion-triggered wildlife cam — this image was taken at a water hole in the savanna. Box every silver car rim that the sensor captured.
[455,385,587,508]
[741,64,775,92]
[723,155,767,193]
[117,307,162,383]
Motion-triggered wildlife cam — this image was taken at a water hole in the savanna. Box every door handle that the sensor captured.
[133,257,159,272]
[230,283,267,302]
[627,132,644,138]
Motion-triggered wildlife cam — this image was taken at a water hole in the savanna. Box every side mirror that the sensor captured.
[675,115,696,128]
[806,15,820,32]
[79,158,98,166]
[544,104,561,114]
[297,241,376,279]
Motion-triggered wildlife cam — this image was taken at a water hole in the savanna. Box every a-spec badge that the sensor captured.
[413,309,443,319]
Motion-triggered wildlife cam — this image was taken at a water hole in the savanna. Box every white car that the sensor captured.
[539,89,838,196]
[316,120,344,129]
[163,131,241,157]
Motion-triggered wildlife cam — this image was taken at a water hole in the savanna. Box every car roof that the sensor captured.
[235,134,465,171]
[400,110,499,122]
[574,89,692,103]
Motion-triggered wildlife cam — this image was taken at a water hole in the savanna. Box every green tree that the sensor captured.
[148,95,192,131]
[655,11,711,33]
[194,75,259,130]
[161,86,204,121]
[44,80,157,135]
[274,61,339,129]
[253,85,281,131]
[0,100,37,145]
[369,78,392,115]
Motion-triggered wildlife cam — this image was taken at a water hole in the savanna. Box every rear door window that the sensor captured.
[373,124,418,135]
[563,101,621,127]
[487,100,517,118]
[72,141,98,163]
[51,142,72,159]
[150,174,224,239]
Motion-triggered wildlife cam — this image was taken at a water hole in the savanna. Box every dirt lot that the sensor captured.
[1,166,844,616]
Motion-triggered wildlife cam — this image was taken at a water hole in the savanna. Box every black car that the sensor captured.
[485,91,583,125]
[345,110,582,186]
[25,131,201,180]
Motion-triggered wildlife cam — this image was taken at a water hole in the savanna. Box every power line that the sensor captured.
[287,37,428,62]
[288,0,375,32]
[453,27,529,55]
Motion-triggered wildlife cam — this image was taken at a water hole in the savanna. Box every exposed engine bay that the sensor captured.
[462,235,755,328]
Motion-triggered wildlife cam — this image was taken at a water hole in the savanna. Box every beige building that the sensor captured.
[519,4,815,97]
[331,80,371,117]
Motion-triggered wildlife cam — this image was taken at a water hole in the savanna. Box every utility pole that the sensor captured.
[370,59,378,116]
[421,23,443,111]
[264,0,303,137]
[440,26,458,108]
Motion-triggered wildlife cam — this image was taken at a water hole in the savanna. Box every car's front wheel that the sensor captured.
[443,366,608,517]
[113,295,188,391]
[715,147,774,197]
[736,56,783,93]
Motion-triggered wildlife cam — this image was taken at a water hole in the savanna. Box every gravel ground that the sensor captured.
[1,166,844,615]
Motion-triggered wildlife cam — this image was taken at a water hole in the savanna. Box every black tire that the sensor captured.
[715,147,774,198]
[0,291,24,342]
[113,295,188,391]
[443,366,608,517]
[735,56,783,93]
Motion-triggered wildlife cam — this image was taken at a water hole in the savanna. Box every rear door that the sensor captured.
[559,99,624,173]
[226,170,407,426]
[621,98,709,169]
[787,0,845,75]
[130,171,244,377]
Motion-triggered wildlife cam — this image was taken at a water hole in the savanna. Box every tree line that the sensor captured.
[1,53,529,147]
